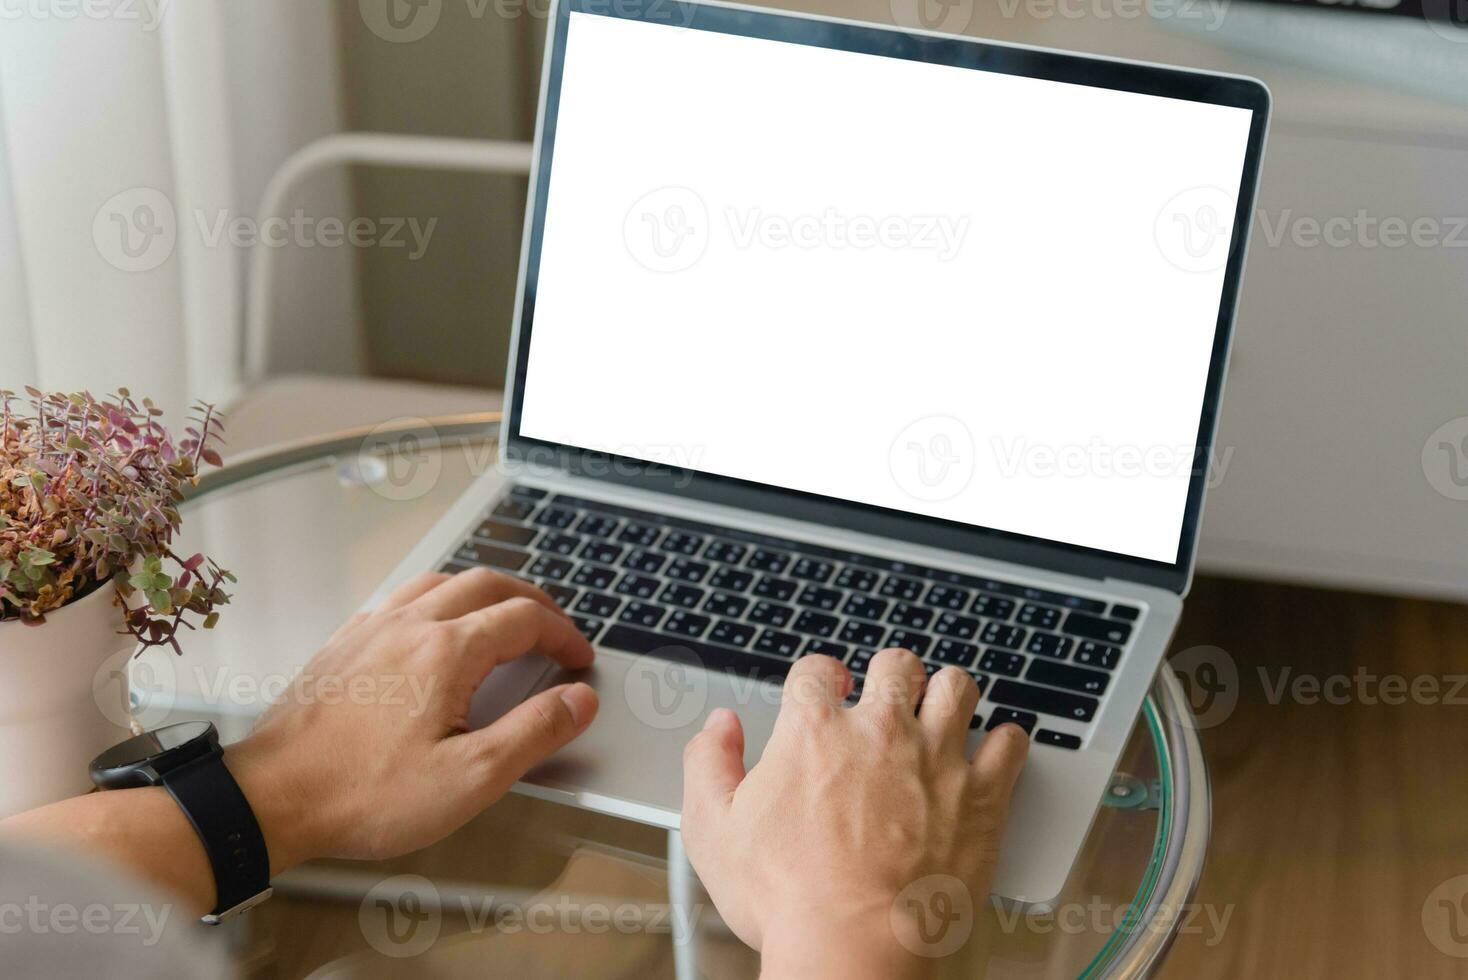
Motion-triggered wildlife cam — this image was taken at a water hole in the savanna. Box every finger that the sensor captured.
[970,723,1031,807]
[413,566,566,621]
[681,708,746,833]
[464,683,598,799]
[780,654,851,712]
[377,571,454,614]
[453,596,594,683]
[918,667,980,748]
[327,611,371,645]
[858,647,927,715]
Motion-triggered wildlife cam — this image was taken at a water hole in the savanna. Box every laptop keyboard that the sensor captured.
[441,485,1144,750]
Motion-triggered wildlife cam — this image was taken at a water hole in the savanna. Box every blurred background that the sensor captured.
[1,1,1466,975]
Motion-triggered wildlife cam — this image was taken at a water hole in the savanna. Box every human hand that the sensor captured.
[225,568,597,872]
[681,648,1029,979]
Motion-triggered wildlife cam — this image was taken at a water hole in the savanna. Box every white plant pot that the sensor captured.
[0,583,137,818]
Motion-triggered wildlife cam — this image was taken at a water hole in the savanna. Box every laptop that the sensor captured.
[372,0,1269,905]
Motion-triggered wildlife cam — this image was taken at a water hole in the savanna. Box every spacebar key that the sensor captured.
[599,625,794,686]
[989,679,1098,723]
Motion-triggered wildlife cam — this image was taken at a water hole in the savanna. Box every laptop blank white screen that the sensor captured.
[518,11,1255,565]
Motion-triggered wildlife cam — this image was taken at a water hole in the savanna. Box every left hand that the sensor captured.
[225,568,598,870]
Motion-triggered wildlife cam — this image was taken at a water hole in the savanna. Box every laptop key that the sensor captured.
[754,629,802,658]
[931,639,979,667]
[623,549,667,574]
[981,622,1027,650]
[986,708,1037,734]
[747,549,791,574]
[618,522,662,547]
[1026,658,1110,696]
[571,565,617,590]
[577,515,619,538]
[709,567,754,592]
[848,648,877,675]
[1026,632,1073,660]
[834,567,879,593]
[528,555,573,580]
[572,616,605,642]
[933,612,979,641]
[662,531,706,556]
[989,679,1098,723]
[926,585,971,611]
[455,541,530,572]
[803,639,850,662]
[618,602,668,629]
[661,583,707,609]
[749,601,795,627]
[792,610,840,638]
[887,603,934,630]
[972,594,1016,620]
[1110,604,1141,622]
[1062,612,1133,645]
[575,592,621,619]
[879,576,924,601]
[704,540,748,565]
[840,620,885,647]
[511,485,548,500]
[789,558,835,583]
[598,625,791,686]
[542,583,579,609]
[664,610,712,639]
[709,620,757,649]
[536,507,577,529]
[1036,729,1083,750]
[979,649,1025,677]
[666,559,710,583]
[843,595,889,621]
[796,585,842,612]
[752,576,798,602]
[704,592,750,618]
[1017,603,1062,630]
[581,540,625,565]
[540,533,581,557]
[885,629,932,657]
[615,574,661,600]
[493,498,535,522]
[1074,641,1122,670]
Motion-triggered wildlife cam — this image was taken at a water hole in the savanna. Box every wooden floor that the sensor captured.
[251,575,1468,978]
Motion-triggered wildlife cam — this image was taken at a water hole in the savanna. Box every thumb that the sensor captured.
[469,683,598,798]
[681,708,746,830]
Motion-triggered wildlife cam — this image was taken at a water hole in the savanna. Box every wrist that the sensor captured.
[224,734,318,876]
[758,903,929,980]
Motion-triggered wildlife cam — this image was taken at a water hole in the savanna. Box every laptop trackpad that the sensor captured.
[466,656,556,730]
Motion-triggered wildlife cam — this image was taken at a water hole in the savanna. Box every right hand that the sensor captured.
[680,649,1030,979]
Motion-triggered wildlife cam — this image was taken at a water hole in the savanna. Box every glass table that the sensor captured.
[125,415,1208,978]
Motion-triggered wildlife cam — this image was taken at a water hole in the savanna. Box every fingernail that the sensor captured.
[560,684,595,728]
[703,707,731,731]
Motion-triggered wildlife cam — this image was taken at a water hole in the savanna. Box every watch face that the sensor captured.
[91,721,215,772]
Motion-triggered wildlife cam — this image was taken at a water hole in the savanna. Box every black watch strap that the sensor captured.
[161,754,272,922]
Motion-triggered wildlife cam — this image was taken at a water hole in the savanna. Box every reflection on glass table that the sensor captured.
[121,416,1207,978]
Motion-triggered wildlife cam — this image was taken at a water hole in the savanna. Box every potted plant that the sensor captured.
[0,389,232,816]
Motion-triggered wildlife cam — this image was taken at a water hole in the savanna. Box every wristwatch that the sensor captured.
[90,721,273,923]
